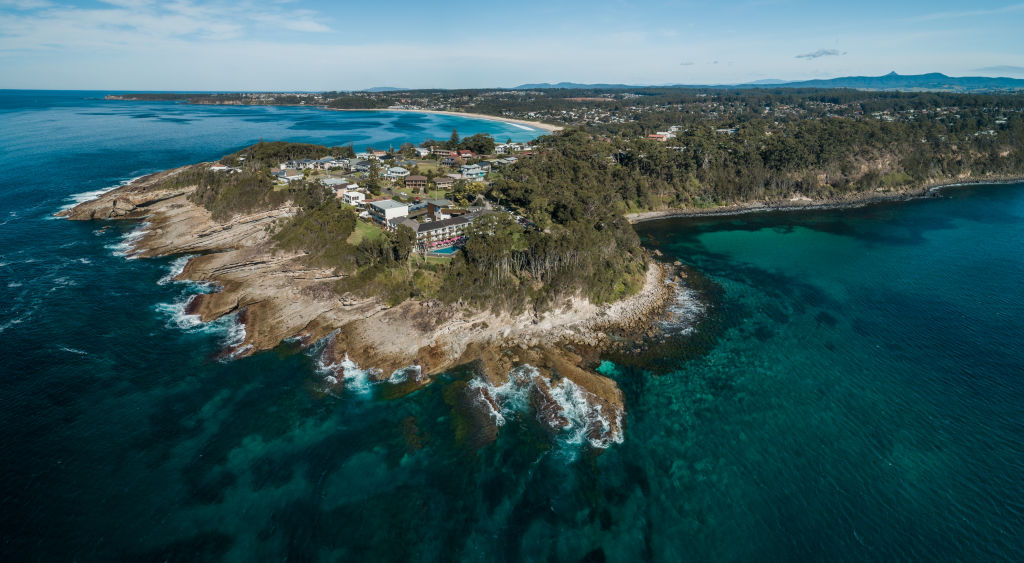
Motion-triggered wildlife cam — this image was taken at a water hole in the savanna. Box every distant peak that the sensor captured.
[884,71,899,77]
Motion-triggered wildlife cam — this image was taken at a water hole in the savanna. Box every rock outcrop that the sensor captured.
[59,168,682,450]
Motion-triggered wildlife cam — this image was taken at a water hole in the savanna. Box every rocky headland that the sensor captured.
[58,165,681,448]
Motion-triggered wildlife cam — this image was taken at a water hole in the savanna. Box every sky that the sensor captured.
[0,0,1022,90]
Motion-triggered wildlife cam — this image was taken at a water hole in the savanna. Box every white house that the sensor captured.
[368,199,409,224]
[459,164,486,180]
[342,191,366,205]
[385,166,410,180]
[414,147,431,157]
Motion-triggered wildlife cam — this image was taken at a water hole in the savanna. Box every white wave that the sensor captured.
[545,377,623,451]
[315,352,379,396]
[659,279,705,336]
[47,276,77,292]
[0,317,25,334]
[75,258,91,265]
[388,364,423,384]
[467,364,623,453]
[57,174,147,215]
[310,332,421,396]
[157,255,195,285]
[221,313,247,349]
[467,365,537,426]
[508,123,535,131]
[8,282,22,288]
[59,346,88,355]
[105,221,150,259]
[154,298,206,330]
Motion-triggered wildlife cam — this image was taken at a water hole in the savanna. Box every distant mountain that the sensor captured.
[745,72,1024,92]
[361,86,405,92]
[513,82,640,90]
[513,72,1024,93]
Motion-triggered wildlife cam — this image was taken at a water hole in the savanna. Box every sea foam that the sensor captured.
[57,174,147,215]
[468,364,623,455]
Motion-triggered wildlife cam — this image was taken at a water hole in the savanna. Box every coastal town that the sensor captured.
[214,136,533,254]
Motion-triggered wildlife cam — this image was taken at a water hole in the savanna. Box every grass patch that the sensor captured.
[347,220,385,245]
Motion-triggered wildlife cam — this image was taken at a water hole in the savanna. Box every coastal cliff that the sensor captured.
[57,166,677,448]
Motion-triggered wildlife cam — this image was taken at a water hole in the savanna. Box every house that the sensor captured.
[431,148,454,157]
[353,160,372,172]
[432,176,454,190]
[414,147,431,157]
[315,157,336,169]
[439,156,457,167]
[647,134,667,142]
[475,161,492,172]
[342,191,365,205]
[371,149,387,158]
[286,158,316,169]
[405,175,428,192]
[495,143,527,154]
[209,163,232,172]
[321,177,349,188]
[368,199,409,224]
[458,149,475,159]
[385,166,410,180]
[427,198,453,220]
[275,168,303,182]
[459,164,486,180]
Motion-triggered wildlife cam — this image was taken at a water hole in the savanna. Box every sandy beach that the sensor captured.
[326,107,564,133]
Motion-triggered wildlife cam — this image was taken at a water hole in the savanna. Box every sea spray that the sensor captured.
[659,279,705,337]
[157,255,196,286]
[105,221,150,259]
[56,174,148,216]
[310,332,423,396]
[467,364,623,454]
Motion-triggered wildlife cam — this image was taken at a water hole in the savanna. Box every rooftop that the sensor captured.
[369,199,408,210]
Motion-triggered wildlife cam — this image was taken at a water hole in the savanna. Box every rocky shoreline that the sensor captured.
[57,166,685,449]
[626,175,1024,223]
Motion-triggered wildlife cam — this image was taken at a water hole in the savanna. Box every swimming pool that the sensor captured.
[429,246,459,255]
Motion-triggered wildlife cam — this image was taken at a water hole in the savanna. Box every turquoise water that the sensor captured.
[2,91,1024,560]
[430,246,459,255]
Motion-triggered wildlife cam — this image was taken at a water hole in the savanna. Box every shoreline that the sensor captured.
[323,107,564,133]
[55,169,678,448]
[626,176,1024,224]
[106,95,564,134]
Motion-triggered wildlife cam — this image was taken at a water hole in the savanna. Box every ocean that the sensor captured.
[2,91,1023,561]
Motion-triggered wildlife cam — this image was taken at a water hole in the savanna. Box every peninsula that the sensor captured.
[74,86,1024,447]
[60,137,677,449]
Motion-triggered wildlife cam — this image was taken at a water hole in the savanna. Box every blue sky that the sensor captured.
[1,0,1022,90]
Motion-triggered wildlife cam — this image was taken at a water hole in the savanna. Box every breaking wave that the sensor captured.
[659,277,706,336]
[157,255,196,286]
[105,222,150,259]
[153,297,246,354]
[468,364,623,456]
[56,174,147,215]
[311,334,422,396]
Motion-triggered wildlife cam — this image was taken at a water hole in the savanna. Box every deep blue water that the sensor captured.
[2,91,1024,561]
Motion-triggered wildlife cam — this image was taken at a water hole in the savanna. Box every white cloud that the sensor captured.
[795,48,845,59]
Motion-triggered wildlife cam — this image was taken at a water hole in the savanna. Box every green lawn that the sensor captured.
[347,220,385,245]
